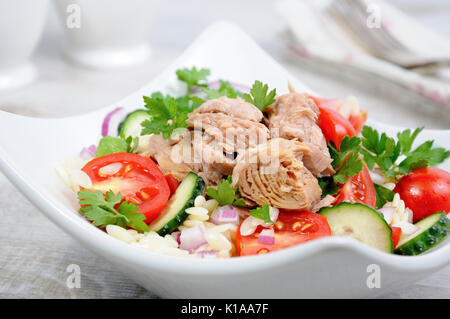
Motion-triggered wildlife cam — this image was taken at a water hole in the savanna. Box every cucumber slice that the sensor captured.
[118,110,151,138]
[149,172,205,236]
[319,202,393,253]
[395,212,450,256]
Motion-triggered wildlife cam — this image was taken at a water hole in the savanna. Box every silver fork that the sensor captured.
[329,0,450,69]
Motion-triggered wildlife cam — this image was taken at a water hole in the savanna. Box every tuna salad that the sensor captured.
[57,66,450,258]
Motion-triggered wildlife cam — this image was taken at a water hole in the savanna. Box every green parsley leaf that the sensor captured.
[117,201,149,233]
[361,125,450,179]
[327,136,364,184]
[329,136,361,169]
[250,204,272,223]
[397,127,423,154]
[141,92,189,139]
[96,135,139,157]
[96,136,128,157]
[206,176,247,207]
[78,190,149,233]
[317,137,364,196]
[176,95,205,113]
[318,176,339,196]
[176,67,210,94]
[373,183,394,209]
[202,80,244,99]
[242,80,276,111]
[333,153,363,184]
[125,136,139,153]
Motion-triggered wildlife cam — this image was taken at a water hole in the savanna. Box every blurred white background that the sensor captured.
[1,0,449,127]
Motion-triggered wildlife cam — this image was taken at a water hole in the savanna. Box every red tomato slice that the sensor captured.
[311,96,367,135]
[335,165,377,208]
[82,153,170,223]
[236,211,331,256]
[165,174,180,196]
[391,226,402,249]
[394,167,450,222]
[318,106,356,149]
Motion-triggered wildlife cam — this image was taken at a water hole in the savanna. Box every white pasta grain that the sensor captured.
[205,229,232,252]
[194,195,207,208]
[204,199,219,213]
[185,206,209,217]
[106,225,136,244]
[183,219,205,228]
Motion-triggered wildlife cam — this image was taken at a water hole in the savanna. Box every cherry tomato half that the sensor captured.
[394,167,450,222]
[335,165,377,208]
[236,211,331,256]
[318,106,356,149]
[311,96,367,135]
[82,153,170,223]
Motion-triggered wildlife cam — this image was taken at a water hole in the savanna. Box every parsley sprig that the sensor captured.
[250,204,272,223]
[96,136,139,157]
[78,190,149,233]
[202,80,244,99]
[328,136,363,184]
[206,176,247,207]
[243,80,276,111]
[318,136,364,196]
[360,126,449,179]
[140,92,191,139]
[176,67,210,94]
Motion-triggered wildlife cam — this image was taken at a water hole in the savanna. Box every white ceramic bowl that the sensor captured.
[0,0,49,89]
[0,22,449,298]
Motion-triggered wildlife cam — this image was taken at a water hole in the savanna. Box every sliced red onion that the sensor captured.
[99,163,122,176]
[80,144,97,160]
[210,205,239,225]
[179,225,207,252]
[393,221,419,235]
[378,206,396,224]
[171,231,181,245]
[370,170,390,185]
[88,144,97,154]
[257,228,275,245]
[196,250,218,259]
[101,107,123,136]
[406,209,414,223]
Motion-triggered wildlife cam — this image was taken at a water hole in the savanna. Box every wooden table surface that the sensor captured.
[0,0,449,298]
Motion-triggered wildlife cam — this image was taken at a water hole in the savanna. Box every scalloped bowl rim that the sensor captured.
[0,21,449,280]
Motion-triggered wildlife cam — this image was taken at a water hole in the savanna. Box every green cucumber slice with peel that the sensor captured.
[149,172,205,236]
[395,212,449,256]
[319,202,393,253]
[118,109,151,138]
